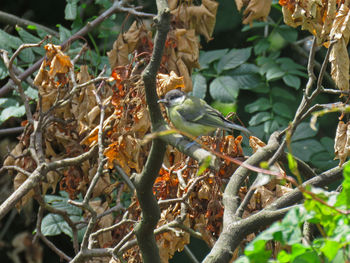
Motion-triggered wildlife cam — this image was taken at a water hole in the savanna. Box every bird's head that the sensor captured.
[158,89,186,107]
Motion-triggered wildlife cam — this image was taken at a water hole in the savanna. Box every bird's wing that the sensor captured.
[176,96,226,128]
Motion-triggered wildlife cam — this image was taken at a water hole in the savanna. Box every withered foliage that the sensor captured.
[3,1,296,262]
[280,0,350,92]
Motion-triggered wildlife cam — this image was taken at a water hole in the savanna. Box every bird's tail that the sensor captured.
[225,121,251,134]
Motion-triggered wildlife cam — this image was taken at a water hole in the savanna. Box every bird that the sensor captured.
[157,89,250,137]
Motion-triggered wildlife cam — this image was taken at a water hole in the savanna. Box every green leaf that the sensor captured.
[249,112,271,126]
[277,250,291,263]
[254,38,270,55]
[283,74,301,89]
[336,163,350,209]
[321,240,341,261]
[0,105,25,123]
[18,48,35,63]
[209,76,239,102]
[0,29,22,50]
[291,139,325,162]
[199,49,228,69]
[266,66,285,81]
[16,27,45,56]
[0,98,18,108]
[192,73,207,99]
[24,86,38,100]
[44,193,82,216]
[57,24,72,42]
[226,63,261,90]
[272,102,293,118]
[292,122,318,141]
[310,152,338,171]
[41,214,73,237]
[216,47,251,73]
[276,25,298,43]
[277,57,305,71]
[245,239,271,263]
[0,59,8,80]
[320,137,334,156]
[271,87,295,101]
[292,251,321,263]
[65,0,78,20]
[245,98,271,113]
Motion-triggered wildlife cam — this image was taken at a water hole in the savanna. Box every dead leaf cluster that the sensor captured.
[280,0,350,92]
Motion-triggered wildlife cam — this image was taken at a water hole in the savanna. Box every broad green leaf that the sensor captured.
[65,0,78,20]
[199,49,228,69]
[16,27,45,56]
[41,214,72,237]
[310,152,338,171]
[277,57,305,71]
[245,97,271,113]
[226,63,261,90]
[277,250,291,263]
[18,48,35,64]
[24,86,38,100]
[0,105,25,123]
[192,73,207,99]
[209,76,239,102]
[272,102,293,119]
[321,240,341,261]
[44,194,82,216]
[216,47,251,73]
[336,163,350,209]
[0,98,18,108]
[57,24,72,42]
[291,139,325,162]
[283,74,301,89]
[0,59,8,80]
[245,239,271,263]
[266,66,285,81]
[320,137,334,156]
[292,122,318,141]
[276,25,298,42]
[271,87,295,101]
[249,112,271,126]
[0,29,22,50]
[292,251,321,263]
[254,38,270,55]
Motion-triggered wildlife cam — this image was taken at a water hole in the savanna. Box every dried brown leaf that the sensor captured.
[157,71,185,97]
[334,121,348,166]
[242,0,272,25]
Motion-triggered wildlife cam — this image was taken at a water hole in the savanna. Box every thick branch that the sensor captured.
[133,0,170,262]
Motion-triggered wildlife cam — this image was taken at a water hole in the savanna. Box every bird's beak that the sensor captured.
[157,98,167,104]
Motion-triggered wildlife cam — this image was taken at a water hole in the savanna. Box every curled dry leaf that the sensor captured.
[171,0,218,41]
[157,71,185,97]
[279,1,350,92]
[237,0,273,25]
[334,120,350,166]
[107,21,152,69]
[329,3,350,92]
[157,209,190,262]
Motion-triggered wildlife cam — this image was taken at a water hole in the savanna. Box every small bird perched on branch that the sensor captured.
[158,89,250,137]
